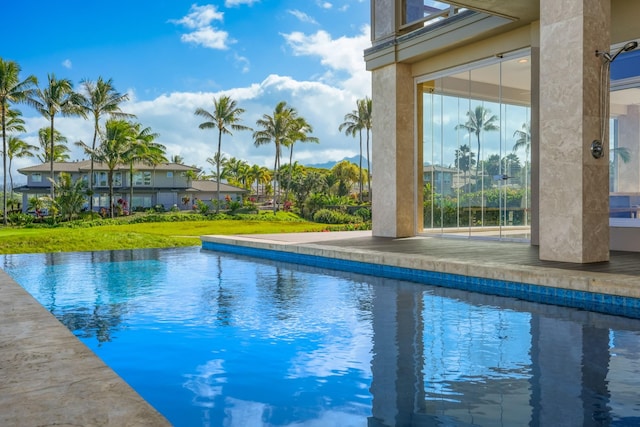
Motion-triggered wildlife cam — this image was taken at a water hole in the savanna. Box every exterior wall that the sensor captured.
[152,171,190,188]
[372,62,415,237]
[157,191,178,208]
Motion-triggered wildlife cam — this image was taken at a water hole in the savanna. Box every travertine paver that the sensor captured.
[0,270,170,427]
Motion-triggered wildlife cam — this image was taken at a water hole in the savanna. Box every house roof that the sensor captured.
[423,165,458,173]
[18,161,200,174]
[189,180,248,193]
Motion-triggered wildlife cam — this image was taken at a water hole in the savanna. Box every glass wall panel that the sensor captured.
[609,48,640,232]
[419,54,531,240]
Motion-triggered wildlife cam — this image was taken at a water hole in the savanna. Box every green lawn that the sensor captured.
[0,219,331,254]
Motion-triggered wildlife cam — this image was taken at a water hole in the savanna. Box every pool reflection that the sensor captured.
[4,248,640,426]
[367,281,640,426]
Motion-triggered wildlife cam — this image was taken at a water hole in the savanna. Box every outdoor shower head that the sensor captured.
[608,40,639,63]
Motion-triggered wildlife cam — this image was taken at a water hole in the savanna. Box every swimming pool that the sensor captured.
[2,247,640,426]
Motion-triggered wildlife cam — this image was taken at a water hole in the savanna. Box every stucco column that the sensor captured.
[539,0,610,262]
[372,62,415,238]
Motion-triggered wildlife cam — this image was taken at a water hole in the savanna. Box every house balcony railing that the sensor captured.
[401,1,467,32]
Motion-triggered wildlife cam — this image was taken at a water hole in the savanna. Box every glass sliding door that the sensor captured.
[419,53,531,240]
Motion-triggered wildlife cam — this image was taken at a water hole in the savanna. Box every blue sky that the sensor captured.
[2,0,371,177]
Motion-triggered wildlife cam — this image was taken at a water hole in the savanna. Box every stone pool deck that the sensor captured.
[201,231,640,315]
[0,269,170,426]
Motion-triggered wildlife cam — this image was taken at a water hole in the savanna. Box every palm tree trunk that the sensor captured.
[216,130,222,213]
[89,121,98,213]
[358,130,363,202]
[108,170,114,218]
[287,145,294,202]
[8,157,14,200]
[129,164,134,215]
[49,116,55,199]
[475,134,481,192]
[2,109,6,225]
[273,147,279,214]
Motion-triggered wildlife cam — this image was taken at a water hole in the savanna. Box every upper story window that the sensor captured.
[167,171,173,178]
[134,171,152,186]
[403,1,465,29]
[32,173,42,183]
[96,172,108,187]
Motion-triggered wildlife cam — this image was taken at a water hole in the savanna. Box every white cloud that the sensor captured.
[281,25,371,95]
[317,1,333,9]
[170,4,224,29]
[62,59,72,69]
[233,53,250,73]
[225,0,260,6]
[287,9,318,25]
[181,27,232,50]
[170,4,232,50]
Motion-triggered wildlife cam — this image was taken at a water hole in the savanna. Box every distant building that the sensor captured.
[423,165,456,196]
[16,160,247,212]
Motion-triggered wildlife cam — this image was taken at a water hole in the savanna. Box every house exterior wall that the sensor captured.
[366,1,640,261]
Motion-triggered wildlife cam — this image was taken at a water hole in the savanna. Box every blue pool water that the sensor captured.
[3,247,640,426]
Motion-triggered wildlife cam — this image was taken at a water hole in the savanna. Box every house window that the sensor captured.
[114,172,122,187]
[32,173,42,183]
[96,172,108,187]
[133,171,152,186]
[167,171,173,178]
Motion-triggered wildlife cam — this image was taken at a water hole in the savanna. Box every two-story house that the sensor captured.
[16,160,247,212]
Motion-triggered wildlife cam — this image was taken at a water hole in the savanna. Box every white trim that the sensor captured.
[610,218,640,228]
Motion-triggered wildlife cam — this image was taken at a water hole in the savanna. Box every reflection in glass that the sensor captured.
[420,55,531,241]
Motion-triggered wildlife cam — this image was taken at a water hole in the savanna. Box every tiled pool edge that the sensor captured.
[0,269,171,426]
[201,237,640,319]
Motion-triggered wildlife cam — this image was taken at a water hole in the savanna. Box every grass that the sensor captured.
[0,217,337,254]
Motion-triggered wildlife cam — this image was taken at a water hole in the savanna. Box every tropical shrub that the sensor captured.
[313,208,360,224]
[8,212,34,226]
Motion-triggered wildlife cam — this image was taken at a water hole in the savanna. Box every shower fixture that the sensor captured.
[596,41,639,63]
[593,40,639,159]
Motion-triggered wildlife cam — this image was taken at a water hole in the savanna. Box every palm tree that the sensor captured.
[31,73,86,199]
[359,97,373,199]
[254,101,297,213]
[454,144,476,190]
[206,152,228,182]
[339,104,364,201]
[0,59,37,224]
[78,77,133,212]
[455,105,499,191]
[49,172,87,222]
[124,123,165,211]
[7,135,38,198]
[256,166,271,199]
[284,116,318,200]
[93,119,135,218]
[37,127,70,162]
[195,95,251,212]
[513,121,531,224]
[170,154,184,164]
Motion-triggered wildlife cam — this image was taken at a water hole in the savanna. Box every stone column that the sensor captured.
[372,62,416,238]
[539,0,611,262]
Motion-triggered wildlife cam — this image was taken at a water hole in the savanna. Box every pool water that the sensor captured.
[3,247,640,426]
